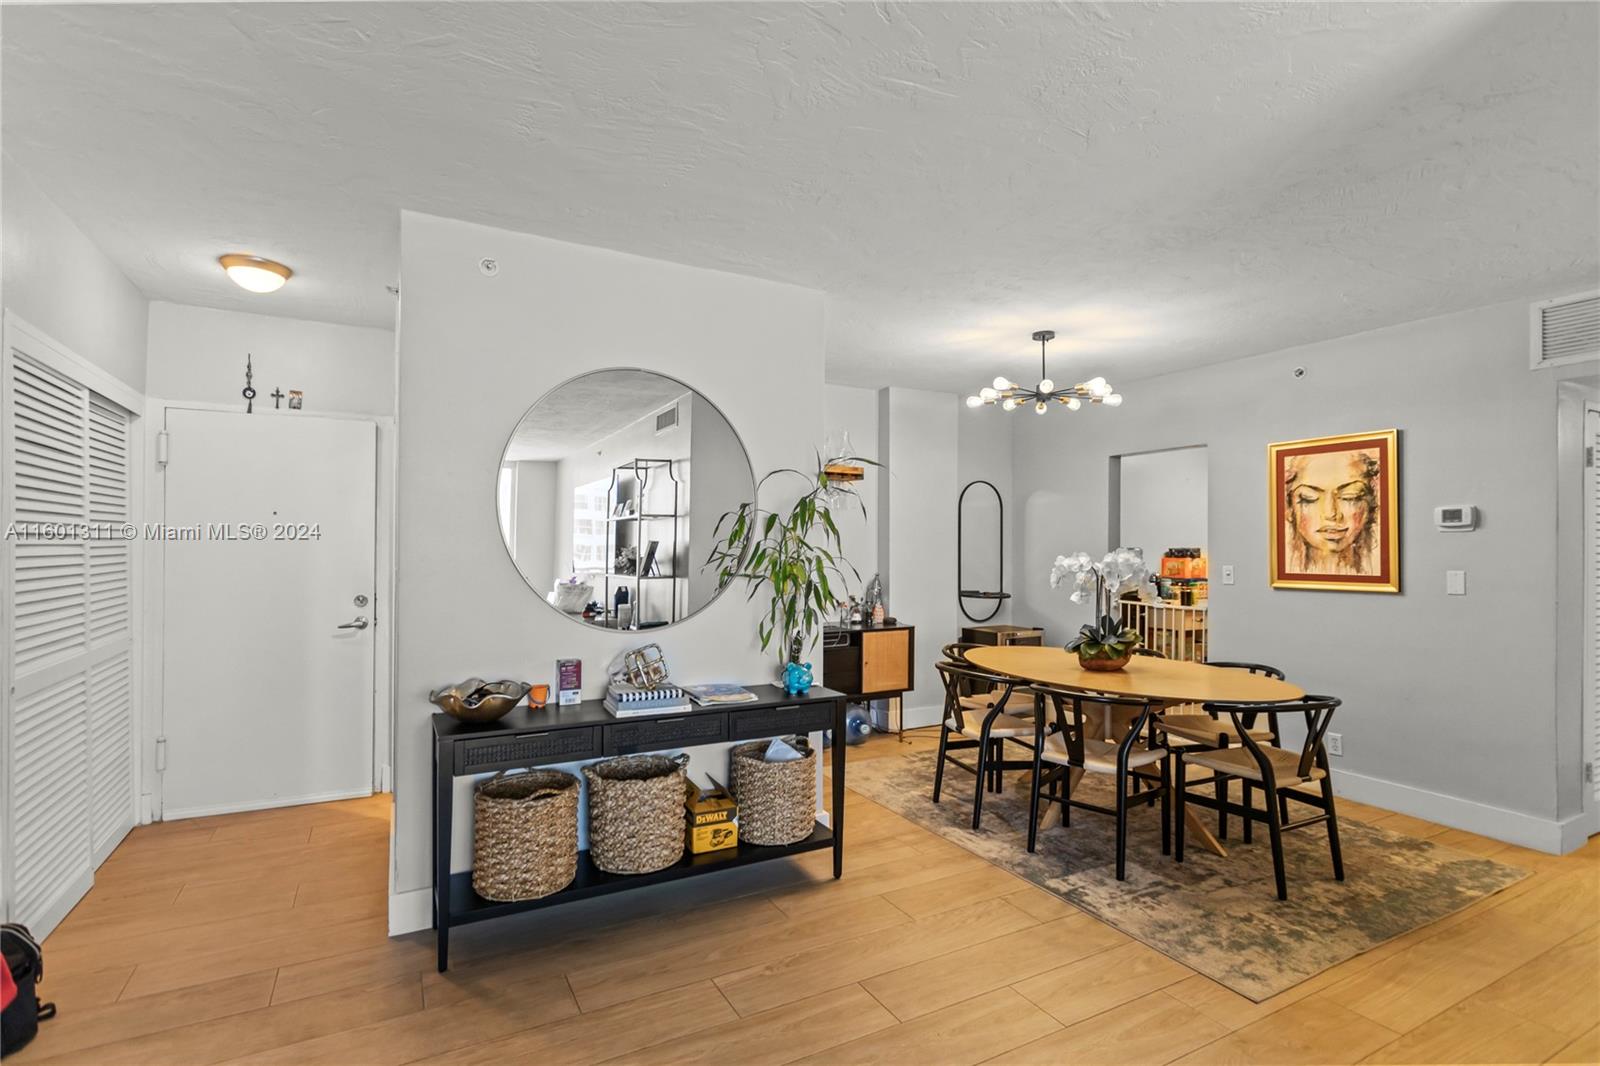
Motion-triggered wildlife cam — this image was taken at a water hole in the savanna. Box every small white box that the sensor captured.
[1435,505,1477,531]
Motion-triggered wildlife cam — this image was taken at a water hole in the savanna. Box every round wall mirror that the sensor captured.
[496,369,755,630]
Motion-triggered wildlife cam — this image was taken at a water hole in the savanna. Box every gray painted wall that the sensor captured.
[1009,297,1593,838]
[393,211,824,904]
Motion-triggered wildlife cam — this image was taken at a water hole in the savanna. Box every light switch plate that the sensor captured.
[1446,570,1466,595]
[1221,565,1235,585]
[1326,733,1342,757]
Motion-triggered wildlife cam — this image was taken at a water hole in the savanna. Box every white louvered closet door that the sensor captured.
[1588,408,1599,807]
[4,353,136,938]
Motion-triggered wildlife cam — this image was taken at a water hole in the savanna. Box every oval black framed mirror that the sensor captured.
[496,369,755,630]
[958,479,1009,623]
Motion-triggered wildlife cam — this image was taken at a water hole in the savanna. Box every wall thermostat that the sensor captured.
[1434,505,1477,531]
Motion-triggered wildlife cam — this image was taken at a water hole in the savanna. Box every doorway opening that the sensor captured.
[1110,445,1210,661]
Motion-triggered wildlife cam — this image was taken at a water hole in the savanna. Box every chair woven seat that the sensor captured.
[1184,744,1325,784]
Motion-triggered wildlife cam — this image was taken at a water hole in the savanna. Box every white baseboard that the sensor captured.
[1332,768,1585,855]
[388,886,432,936]
[161,787,374,821]
[900,702,943,730]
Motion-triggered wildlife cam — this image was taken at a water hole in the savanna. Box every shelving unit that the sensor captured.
[430,685,847,971]
[603,457,682,627]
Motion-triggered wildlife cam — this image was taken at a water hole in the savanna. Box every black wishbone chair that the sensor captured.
[932,659,1050,830]
[1159,660,1286,839]
[941,643,1043,795]
[1025,686,1170,881]
[1173,695,1344,900]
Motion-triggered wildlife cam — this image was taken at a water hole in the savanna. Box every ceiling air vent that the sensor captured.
[1530,292,1600,370]
[654,403,680,435]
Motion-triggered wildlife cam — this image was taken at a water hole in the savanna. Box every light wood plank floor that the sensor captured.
[13,731,1598,1065]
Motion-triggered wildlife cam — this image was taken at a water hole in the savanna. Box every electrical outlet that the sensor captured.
[1326,733,1343,757]
[1221,565,1235,585]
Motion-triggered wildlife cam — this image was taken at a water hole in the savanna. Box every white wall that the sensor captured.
[1009,297,1594,849]
[957,400,1015,628]
[141,301,400,807]
[392,211,825,919]
[510,460,557,577]
[1117,446,1208,561]
[2,154,148,391]
[877,388,959,725]
[823,383,880,591]
[146,301,395,416]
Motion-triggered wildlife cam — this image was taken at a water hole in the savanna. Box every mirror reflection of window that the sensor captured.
[572,478,610,577]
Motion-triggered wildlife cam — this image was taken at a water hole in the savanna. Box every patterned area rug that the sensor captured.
[847,750,1528,1001]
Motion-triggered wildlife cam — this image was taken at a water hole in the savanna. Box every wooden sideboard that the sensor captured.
[823,624,914,735]
[431,685,846,971]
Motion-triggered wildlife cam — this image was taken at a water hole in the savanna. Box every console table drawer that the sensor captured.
[603,713,728,755]
[730,703,833,741]
[455,728,599,775]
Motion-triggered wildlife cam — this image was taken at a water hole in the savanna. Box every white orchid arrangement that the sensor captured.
[1049,548,1150,660]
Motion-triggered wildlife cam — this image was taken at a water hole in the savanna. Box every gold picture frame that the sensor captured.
[1268,429,1399,592]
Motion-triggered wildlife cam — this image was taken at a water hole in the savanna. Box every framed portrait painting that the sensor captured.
[1268,429,1399,592]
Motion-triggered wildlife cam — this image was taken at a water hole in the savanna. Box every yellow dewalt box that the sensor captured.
[685,778,738,854]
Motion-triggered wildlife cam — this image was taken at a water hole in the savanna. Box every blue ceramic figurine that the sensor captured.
[783,659,814,695]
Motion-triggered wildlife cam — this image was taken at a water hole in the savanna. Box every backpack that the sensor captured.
[1,923,55,1054]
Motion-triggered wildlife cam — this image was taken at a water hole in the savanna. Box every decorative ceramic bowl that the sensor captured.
[430,679,531,723]
[1076,649,1132,672]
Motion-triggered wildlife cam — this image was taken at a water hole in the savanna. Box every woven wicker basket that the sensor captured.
[471,769,579,902]
[583,753,689,875]
[729,738,816,846]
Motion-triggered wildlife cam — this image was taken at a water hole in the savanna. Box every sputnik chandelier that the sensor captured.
[967,330,1122,414]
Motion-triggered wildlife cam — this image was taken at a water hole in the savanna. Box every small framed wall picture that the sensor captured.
[1268,429,1399,592]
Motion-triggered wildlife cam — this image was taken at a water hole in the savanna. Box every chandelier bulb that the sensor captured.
[993,376,1011,391]
[979,386,998,401]
[1104,393,1123,407]
[1066,396,1082,411]
[966,395,983,408]
[1038,378,1054,393]
[1001,398,1017,411]
[1034,400,1047,414]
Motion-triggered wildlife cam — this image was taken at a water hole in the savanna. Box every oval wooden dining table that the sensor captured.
[964,645,1305,858]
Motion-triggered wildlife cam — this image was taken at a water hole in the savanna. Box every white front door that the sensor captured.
[160,408,376,819]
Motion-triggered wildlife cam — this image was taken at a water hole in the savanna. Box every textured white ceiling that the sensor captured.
[505,371,688,462]
[3,2,1596,392]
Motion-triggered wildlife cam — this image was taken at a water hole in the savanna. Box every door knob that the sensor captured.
[337,616,369,631]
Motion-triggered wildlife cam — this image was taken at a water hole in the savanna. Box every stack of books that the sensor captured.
[604,682,693,718]
[682,683,758,706]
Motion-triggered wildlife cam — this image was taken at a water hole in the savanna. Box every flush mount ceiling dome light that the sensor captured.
[967,330,1121,414]
[218,254,292,294]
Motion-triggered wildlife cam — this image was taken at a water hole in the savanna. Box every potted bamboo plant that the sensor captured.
[705,454,874,682]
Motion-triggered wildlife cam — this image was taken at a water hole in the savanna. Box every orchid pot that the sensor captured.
[1050,548,1151,672]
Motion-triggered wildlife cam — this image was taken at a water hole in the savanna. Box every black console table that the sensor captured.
[430,684,846,971]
